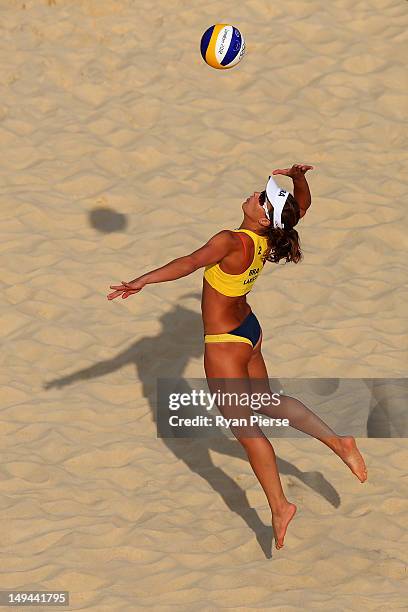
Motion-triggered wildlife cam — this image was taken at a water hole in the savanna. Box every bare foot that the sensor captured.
[334,436,367,482]
[272,502,297,550]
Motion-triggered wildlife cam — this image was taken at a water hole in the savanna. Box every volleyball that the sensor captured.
[200,24,246,70]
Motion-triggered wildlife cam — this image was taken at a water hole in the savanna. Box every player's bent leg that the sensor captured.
[247,340,367,482]
[204,339,296,548]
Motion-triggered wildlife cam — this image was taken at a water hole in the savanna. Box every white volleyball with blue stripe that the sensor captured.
[200,24,246,70]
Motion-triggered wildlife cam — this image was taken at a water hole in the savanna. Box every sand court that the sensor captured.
[1,0,407,609]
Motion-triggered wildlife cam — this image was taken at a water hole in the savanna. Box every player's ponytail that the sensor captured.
[263,194,302,264]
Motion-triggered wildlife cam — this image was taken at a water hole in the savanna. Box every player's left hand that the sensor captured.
[272,164,314,179]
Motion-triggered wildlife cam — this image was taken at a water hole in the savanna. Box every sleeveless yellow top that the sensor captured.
[204,229,269,297]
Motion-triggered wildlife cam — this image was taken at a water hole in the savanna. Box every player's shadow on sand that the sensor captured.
[44,299,342,558]
[308,378,404,437]
[365,378,406,438]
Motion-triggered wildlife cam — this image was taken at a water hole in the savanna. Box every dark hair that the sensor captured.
[262,193,302,264]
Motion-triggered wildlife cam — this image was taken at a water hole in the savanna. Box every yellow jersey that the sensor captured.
[203,229,269,297]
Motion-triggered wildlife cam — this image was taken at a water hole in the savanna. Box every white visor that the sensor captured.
[265,176,290,229]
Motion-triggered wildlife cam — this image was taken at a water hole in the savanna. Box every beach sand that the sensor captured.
[1,0,407,609]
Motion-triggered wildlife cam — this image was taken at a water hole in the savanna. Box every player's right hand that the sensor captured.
[107,279,145,300]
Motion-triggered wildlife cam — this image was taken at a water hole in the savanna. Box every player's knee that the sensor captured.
[236,435,252,449]
[235,433,263,450]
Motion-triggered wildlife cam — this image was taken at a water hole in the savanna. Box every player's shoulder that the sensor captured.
[209,229,237,244]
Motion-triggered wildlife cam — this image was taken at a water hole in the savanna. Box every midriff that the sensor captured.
[201,278,252,334]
